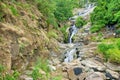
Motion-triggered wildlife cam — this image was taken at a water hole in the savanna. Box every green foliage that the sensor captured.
[60,25,69,43]
[98,43,114,54]
[98,43,115,61]
[47,30,58,39]
[31,67,41,80]
[0,3,6,21]
[90,25,102,33]
[116,39,120,49]
[52,75,62,80]
[31,58,50,80]
[36,0,57,28]
[54,0,74,22]
[0,64,20,80]
[107,48,120,63]
[75,17,86,28]
[90,0,120,32]
[0,64,4,73]
[10,6,18,16]
[114,11,120,23]
[3,71,20,80]
[98,38,120,63]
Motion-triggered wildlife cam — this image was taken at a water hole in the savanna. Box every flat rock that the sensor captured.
[81,58,106,71]
[85,72,105,80]
[105,62,120,71]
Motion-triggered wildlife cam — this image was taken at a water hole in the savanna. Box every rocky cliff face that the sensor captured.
[0,1,59,74]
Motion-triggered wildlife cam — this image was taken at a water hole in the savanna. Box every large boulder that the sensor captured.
[63,66,86,80]
[81,58,106,71]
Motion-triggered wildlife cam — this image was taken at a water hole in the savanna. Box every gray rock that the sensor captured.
[81,59,106,71]
[48,65,56,71]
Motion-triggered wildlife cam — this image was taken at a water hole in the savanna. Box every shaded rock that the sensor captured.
[106,69,119,79]
[105,71,114,80]
[85,72,105,80]
[73,67,83,76]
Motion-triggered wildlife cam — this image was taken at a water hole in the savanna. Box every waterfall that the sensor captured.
[64,48,76,63]
[68,25,77,43]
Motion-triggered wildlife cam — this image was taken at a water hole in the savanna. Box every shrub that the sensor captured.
[90,25,101,33]
[4,71,20,80]
[98,38,120,63]
[47,31,58,39]
[75,17,86,28]
[90,0,120,32]
[98,43,115,61]
[10,6,19,16]
[116,39,120,49]
[52,75,62,80]
[0,64,20,80]
[107,48,120,63]
[31,58,50,80]
[54,0,74,22]
[60,25,69,43]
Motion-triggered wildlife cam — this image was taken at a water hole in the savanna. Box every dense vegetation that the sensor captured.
[35,0,80,28]
[98,38,120,63]
[90,0,120,33]
[75,17,87,28]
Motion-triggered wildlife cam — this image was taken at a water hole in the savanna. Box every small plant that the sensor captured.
[3,70,20,80]
[31,58,50,80]
[98,43,115,61]
[10,6,19,16]
[52,75,62,80]
[115,29,120,38]
[75,17,86,28]
[90,25,101,33]
[47,31,58,39]
[116,39,120,49]
[0,64,20,80]
[31,67,41,80]
[0,64,4,73]
[60,25,69,43]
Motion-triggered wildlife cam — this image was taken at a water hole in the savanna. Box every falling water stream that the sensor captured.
[63,3,95,63]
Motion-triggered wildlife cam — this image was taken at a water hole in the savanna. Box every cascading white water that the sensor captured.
[64,48,76,63]
[68,25,77,43]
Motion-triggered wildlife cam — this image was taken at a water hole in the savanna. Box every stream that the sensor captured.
[50,3,120,80]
